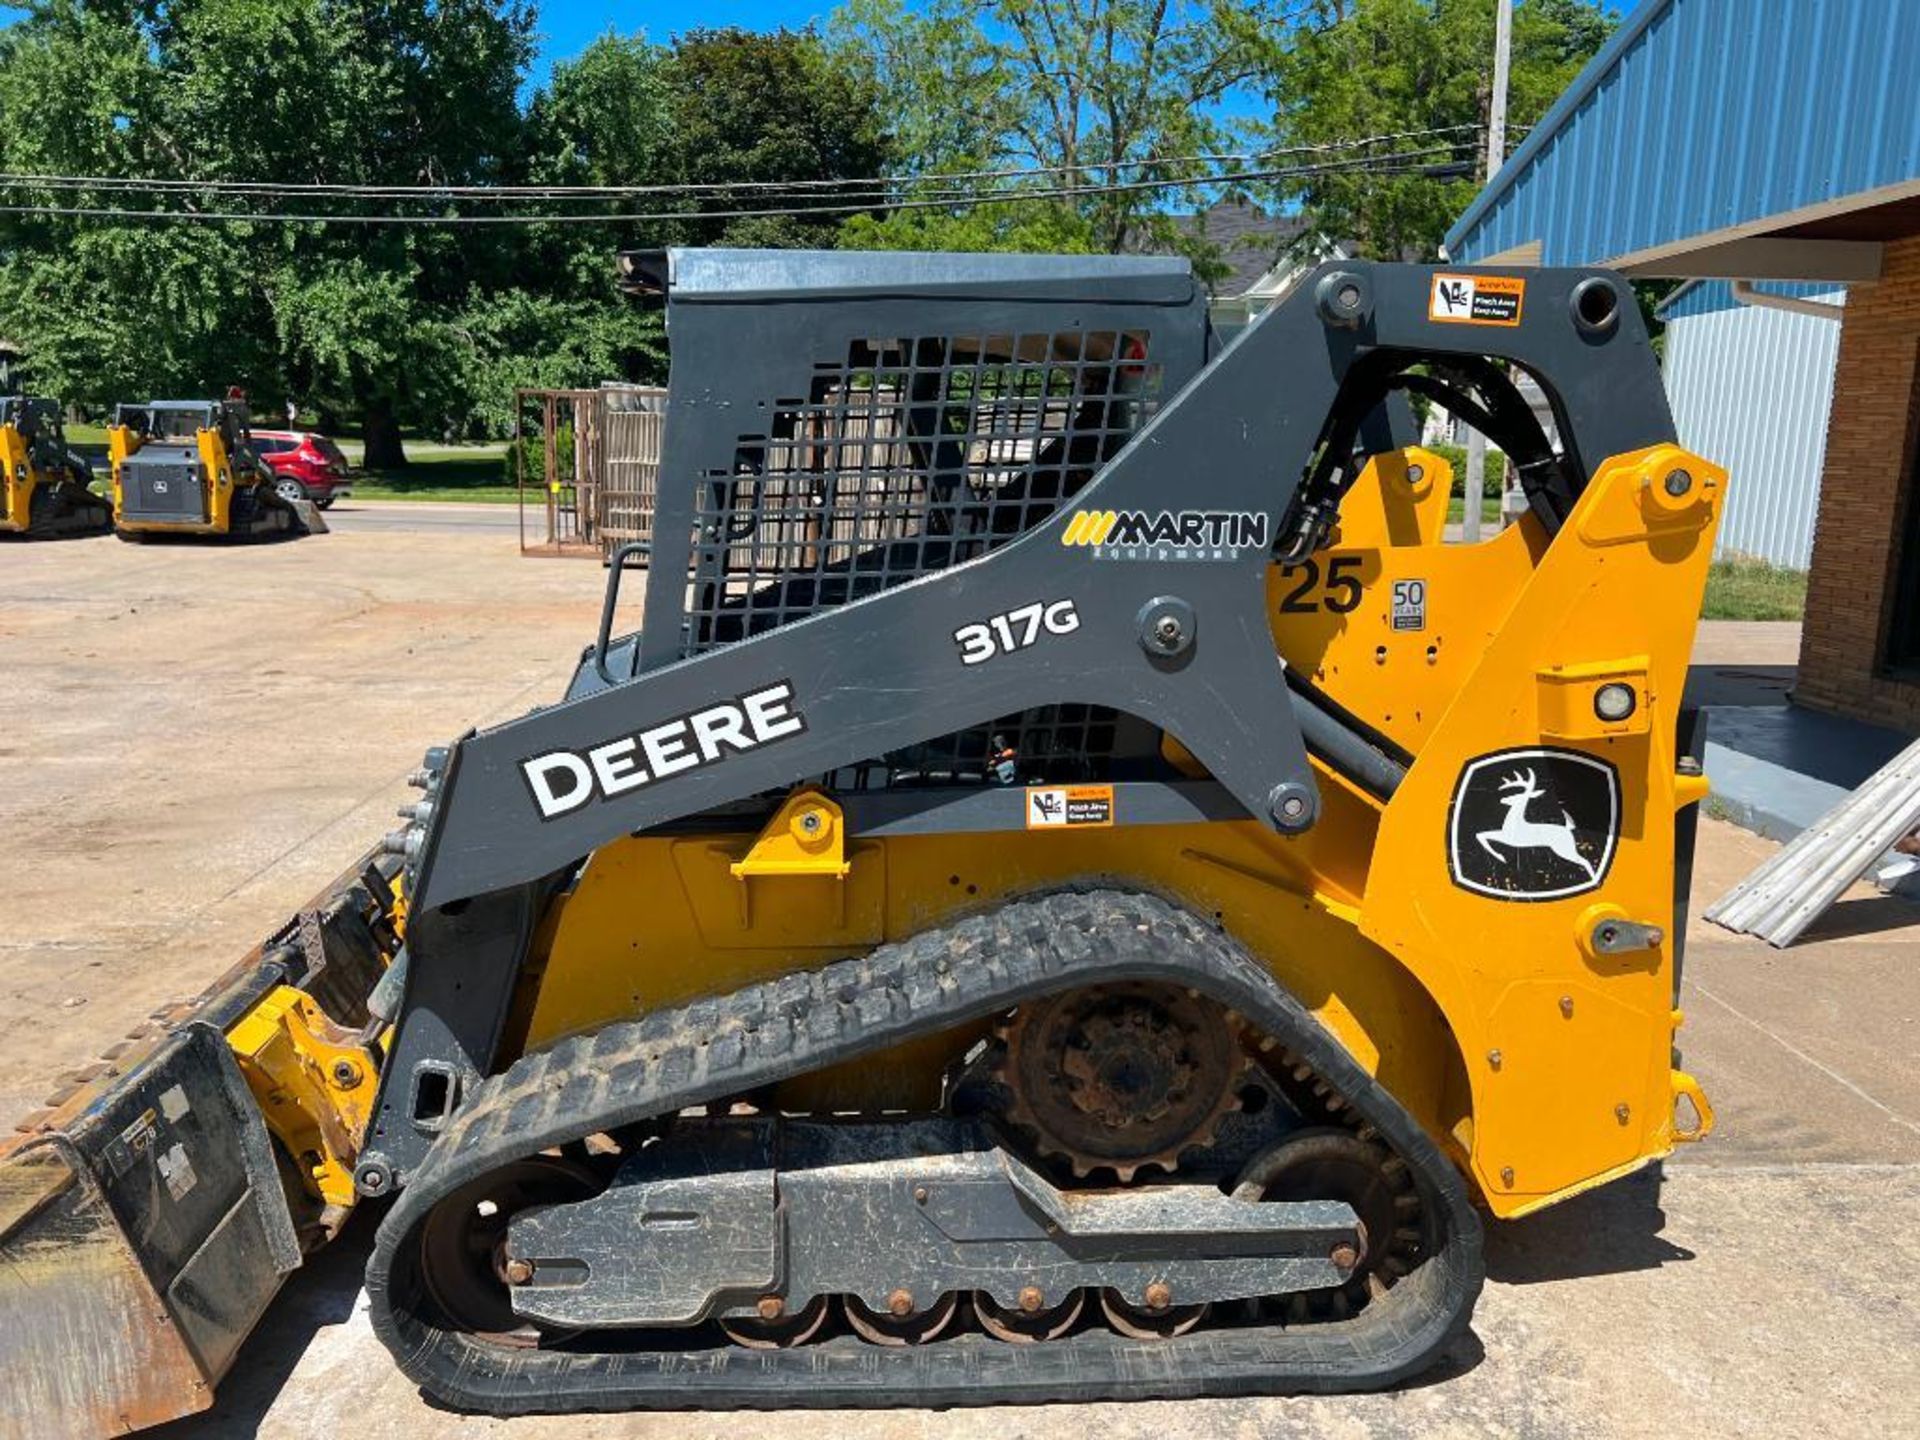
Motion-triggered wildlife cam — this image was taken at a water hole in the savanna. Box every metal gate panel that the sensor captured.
[518,386,666,559]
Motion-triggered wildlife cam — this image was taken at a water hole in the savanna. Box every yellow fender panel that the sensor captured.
[1358,445,1724,1214]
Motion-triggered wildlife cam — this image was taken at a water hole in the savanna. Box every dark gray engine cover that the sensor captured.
[120,445,208,523]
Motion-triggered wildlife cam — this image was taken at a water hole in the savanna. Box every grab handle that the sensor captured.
[594,541,651,685]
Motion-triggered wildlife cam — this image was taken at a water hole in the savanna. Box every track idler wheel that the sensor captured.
[719,1295,832,1350]
[974,1288,1084,1343]
[843,1290,961,1346]
[415,1155,601,1341]
[1234,1127,1421,1295]
[1098,1286,1208,1339]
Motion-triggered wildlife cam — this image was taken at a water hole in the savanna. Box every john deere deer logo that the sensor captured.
[1449,749,1618,901]
[1475,768,1599,883]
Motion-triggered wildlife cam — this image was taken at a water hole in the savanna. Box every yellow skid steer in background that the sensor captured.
[109,398,324,541]
[0,396,111,538]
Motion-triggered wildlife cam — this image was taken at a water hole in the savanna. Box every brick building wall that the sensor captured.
[1795,234,1920,730]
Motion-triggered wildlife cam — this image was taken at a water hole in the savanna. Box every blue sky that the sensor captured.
[526,1,839,86]
[534,1,837,53]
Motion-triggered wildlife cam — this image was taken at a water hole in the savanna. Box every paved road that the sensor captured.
[0,528,601,1130]
[322,500,524,535]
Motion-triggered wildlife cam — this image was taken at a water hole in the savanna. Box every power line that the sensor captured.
[0,125,1485,204]
[0,147,1471,227]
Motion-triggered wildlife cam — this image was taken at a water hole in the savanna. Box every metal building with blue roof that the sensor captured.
[1447,0,1920,731]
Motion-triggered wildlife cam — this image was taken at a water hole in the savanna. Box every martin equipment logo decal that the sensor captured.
[1428,273,1526,328]
[520,680,807,821]
[1447,747,1618,901]
[1060,508,1268,561]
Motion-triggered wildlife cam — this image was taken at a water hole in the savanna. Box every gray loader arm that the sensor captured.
[407,262,1672,913]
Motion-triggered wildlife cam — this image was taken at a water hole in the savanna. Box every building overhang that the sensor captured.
[1610,177,1920,282]
[1480,177,1920,284]
[1447,1,1920,288]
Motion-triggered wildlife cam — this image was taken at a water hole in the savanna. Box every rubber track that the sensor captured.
[366,890,1484,1412]
[12,487,110,539]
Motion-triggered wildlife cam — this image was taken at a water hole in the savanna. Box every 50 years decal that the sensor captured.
[953,599,1080,666]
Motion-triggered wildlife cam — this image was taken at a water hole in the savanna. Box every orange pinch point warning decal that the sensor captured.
[1429,273,1526,327]
[1025,783,1115,829]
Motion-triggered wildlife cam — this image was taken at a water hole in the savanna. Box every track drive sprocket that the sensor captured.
[993,980,1249,1181]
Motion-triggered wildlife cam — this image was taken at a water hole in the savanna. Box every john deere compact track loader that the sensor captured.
[0,396,111,538]
[108,398,323,540]
[0,250,1721,1431]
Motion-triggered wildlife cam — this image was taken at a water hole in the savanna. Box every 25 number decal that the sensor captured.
[954,599,1080,666]
[1278,555,1364,614]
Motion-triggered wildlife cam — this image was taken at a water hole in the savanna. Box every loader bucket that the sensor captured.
[0,857,397,1434]
[286,495,329,534]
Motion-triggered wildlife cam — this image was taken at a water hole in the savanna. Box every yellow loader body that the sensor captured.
[0,396,111,538]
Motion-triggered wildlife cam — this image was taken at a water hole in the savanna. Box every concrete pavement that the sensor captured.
[0,526,1912,1438]
[0,521,598,1125]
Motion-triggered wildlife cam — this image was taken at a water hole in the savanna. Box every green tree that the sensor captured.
[511,34,674,397]
[260,0,538,462]
[0,7,913,455]
[840,201,1099,255]
[830,0,1281,267]
[0,0,557,462]
[1246,0,1617,260]
[651,28,894,250]
[516,28,895,394]
[521,33,673,296]
[522,28,896,258]
[0,2,272,405]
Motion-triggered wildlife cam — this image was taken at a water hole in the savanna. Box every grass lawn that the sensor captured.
[1444,497,1505,524]
[351,482,520,503]
[353,451,514,502]
[1701,556,1808,621]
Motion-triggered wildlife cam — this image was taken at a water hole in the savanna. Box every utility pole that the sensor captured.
[1463,0,1512,544]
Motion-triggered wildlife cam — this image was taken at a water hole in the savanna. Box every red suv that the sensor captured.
[250,430,353,508]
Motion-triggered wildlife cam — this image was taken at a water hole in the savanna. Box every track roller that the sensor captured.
[974,1288,1084,1343]
[843,1291,962,1346]
[719,1295,832,1349]
[1098,1287,1209,1339]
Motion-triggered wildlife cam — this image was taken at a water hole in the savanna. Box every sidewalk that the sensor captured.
[1688,621,1918,891]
